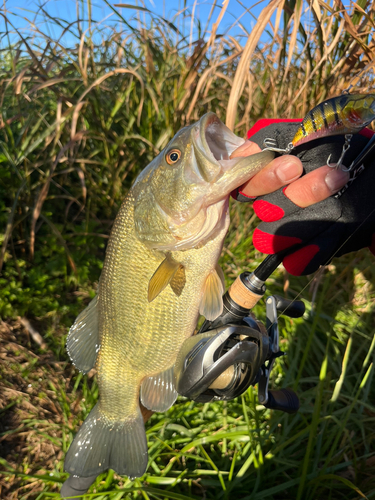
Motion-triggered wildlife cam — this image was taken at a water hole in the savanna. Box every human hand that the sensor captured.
[231,121,375,275]
[231,125,349,208]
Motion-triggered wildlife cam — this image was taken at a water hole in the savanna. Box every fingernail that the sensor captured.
[325,168,350,193]
[275,159,301,183]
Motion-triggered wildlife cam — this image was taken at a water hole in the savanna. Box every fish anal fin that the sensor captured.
[66,296,100,374]
[148,254,183,302]
[199,269,225,321]
[170,265,186,297]
[141,366,178,412]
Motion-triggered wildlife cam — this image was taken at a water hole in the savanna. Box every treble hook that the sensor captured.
[327,134,353,169]
[263,138,294,154]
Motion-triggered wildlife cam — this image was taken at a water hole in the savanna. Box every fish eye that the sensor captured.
[166,149,181,165]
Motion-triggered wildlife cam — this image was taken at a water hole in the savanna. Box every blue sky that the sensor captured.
[2,1,266,47]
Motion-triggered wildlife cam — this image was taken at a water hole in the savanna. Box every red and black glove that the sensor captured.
[233,120,375,276]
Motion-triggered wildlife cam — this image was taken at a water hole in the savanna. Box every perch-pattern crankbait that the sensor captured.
[292,94,375,147]
[264,94,375,167]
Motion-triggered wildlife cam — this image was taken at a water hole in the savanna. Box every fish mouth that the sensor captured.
[201,112,245,163]
[198,112,245,171]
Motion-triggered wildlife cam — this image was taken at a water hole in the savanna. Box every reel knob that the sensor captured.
[264,388,300,414]
[273,295,305,318]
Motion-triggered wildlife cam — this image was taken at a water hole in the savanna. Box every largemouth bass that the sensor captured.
[64,112,274,479]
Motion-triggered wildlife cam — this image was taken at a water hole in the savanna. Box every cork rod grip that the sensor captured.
[228,275,263,310]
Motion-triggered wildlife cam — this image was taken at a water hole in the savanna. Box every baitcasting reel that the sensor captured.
[174,287,304,414]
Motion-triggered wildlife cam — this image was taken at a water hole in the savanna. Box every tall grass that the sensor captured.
[0,0,375,499]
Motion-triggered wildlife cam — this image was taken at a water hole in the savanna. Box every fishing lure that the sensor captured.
[264,94,375,169]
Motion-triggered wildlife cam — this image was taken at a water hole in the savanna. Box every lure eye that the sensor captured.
[166,149,181,165]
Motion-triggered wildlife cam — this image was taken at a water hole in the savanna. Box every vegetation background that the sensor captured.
[0,0,375,498]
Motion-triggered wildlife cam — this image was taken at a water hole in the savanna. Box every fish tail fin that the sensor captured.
[64,403,148,479]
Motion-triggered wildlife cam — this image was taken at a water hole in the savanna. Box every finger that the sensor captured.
[231,142,303,196]
[283,243,329,276]
[252,196,341,263]
[283,228,343,276]
[284,165,350,208]
[237,155,303,197]
[230,140,261,158]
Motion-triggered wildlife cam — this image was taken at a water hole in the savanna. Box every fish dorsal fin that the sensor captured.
[140,365,178,412]
[199,269,225,321]
[148,254,183,302]
[66,296,100,374]
[170,265,186,297]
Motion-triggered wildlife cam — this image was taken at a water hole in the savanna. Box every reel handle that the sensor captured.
[273,295,305,318]
[264,388,300,414]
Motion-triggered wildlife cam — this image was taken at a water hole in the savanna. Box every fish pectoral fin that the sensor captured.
[66,295,100,374]
[199,269,225,321]
[170,265,186,297]
[141,365,178,412]
[148,254,184,302]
